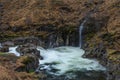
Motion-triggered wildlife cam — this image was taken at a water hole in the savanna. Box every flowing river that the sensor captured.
[8,46,106,80]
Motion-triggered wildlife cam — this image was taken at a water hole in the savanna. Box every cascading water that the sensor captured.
[8,45,106,80]
[0,43,2,48]
[9,46,20,56]
[79,20,86,48]
[37,46,106,80]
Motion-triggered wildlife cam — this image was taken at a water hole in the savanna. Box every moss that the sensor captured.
[0,31,20,41]
[0,52,5,55]
[28,69,35,73]
[21,56,33,64]
[0,52,8,56]
[115,71,120,75]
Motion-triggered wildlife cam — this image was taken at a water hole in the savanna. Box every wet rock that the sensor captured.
[0,46,9,52]
[1,41,14,47]
[13,37,40,46]
[16,43,43,59]
[83,43,107,60]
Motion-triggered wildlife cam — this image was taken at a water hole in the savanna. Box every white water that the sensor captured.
[8,46,20,56]
[37,46,106,75]
[7,46,106,75]
[79,20,86,48]
[0,43,2,48]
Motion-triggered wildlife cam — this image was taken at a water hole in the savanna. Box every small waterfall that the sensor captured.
[79,20,86,48]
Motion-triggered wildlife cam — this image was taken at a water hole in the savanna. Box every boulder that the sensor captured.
[16,43,43,59]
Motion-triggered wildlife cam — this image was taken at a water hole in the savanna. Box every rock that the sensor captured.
[16,43,42,59]
[13,37,40,46]
[15,55,39,73]
[84,43,120,80]
[0,53,44,80]
[13,37,25,45]
[0,24,10,30]
[0,46,9,52]
[1,41,14,47]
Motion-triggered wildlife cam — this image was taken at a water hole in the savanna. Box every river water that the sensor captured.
[7,45,107,80]
[37,46,106,80]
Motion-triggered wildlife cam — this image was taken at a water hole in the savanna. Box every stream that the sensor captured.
[8,46,107,80]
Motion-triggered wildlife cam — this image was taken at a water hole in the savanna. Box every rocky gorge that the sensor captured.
[0,0,120,80]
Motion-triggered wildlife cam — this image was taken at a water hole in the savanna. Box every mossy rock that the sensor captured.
[16,55,39,73]
[18,56,34,65]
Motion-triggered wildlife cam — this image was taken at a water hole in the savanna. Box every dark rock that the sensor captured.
[106,60,120,80]
[83,43,107,60]
[59,6,72,12]
[13,37,25,45]
[11,26,23,32]
[0,46,9,52]
[13,37,40,46]
[16,43,42,59]
[1,41,14,47]
[0,24,10,30]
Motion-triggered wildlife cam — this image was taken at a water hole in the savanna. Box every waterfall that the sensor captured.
[79,20,86,48]
[0,43,2,48]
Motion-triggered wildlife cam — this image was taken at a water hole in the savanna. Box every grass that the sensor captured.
[0,52,8,56]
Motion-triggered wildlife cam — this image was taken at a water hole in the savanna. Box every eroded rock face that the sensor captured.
[13,37,40,46]
[83,43,120,80]
[1,41,15,47]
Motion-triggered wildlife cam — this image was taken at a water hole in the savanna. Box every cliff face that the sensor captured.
[0,0,103,41]
[0,0,119,38]
[82,1,120,80]
[0,0,120,80]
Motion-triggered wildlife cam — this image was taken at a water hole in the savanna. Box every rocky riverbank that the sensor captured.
[0,52,46,80]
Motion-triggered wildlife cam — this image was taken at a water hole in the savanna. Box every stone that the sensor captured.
[0,46,9,52]
[15,55,39,73]
[2,41,14,47]
[16,43,42,59]
[13,37,40,46]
